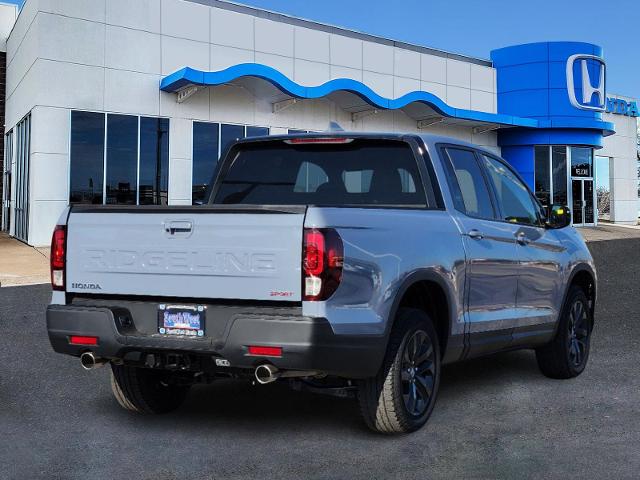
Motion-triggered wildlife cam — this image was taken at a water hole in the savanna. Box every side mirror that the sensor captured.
[546,204,571,229]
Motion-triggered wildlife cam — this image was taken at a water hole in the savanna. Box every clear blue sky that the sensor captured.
[5,0,638,97]
[233,0,639,98]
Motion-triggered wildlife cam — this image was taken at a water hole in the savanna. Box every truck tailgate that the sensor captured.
[65,206,305,301]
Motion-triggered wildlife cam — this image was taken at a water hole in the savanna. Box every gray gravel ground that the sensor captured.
[1,238,639,479]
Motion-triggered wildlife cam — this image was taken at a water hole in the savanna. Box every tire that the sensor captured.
[110,364,190,414]
[536,286,593,379]
[358,308,441,434]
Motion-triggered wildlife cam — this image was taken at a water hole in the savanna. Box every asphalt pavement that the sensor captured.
[1,238,639,479]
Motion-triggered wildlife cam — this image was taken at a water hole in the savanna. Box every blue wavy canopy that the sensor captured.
[160,63,613,134]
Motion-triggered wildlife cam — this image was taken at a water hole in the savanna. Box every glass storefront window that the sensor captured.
[246,126,269,137]
[106,114,138,205]
[192,122,219,205]
[70,112,169,206]
[139,117,169,206]
[534,146,568,208]
[220,124,245,157]
[552,146,568,206]
[192,123,270,205]
[534,146,550,208]
[70,111,105,204]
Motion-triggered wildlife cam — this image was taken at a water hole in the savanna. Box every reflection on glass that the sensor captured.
[552,146,567,205]
[70,111,105,204]
[246,126,269,137]
[192,122,219,205]
[584,180,594,223]
[221,124,245,157]
[106,114,138,205]
[570,147,593,177]
[295,162,329,192]
[534,146,550,208]
[595,155,611,220]
[139,117,169,205]
[572,180,583,224]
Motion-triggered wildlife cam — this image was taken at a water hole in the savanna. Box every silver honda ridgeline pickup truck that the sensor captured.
[47,133,596,433]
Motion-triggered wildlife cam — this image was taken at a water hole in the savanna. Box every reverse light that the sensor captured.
[303,228,344,301]
[69,335,98,346]
[248,345,283,357]
[50,225,67,291]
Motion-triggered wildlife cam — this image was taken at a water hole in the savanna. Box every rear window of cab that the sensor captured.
[212,139,428,206]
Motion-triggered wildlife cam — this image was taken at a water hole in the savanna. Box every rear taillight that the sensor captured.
[50,225,66,291]
[303,228,343,301]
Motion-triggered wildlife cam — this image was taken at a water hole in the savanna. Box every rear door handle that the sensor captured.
[467,229,484,240]
[516,232,530,245]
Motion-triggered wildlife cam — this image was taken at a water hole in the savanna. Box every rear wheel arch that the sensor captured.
[386,271,454,360]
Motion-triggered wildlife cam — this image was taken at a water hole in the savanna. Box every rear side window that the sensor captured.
[212,139,428,206]
[441,147,494,219]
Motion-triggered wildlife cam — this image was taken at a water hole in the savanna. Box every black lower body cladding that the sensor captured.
[46,299,386,379]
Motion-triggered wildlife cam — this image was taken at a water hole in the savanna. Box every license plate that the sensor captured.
[158,304,205,337]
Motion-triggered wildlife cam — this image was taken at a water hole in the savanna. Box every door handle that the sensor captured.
[467,229,484,240]
[164,220,193,236]
[516,231,530,245]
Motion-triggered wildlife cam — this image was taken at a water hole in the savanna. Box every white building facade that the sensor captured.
[1,0,638,246]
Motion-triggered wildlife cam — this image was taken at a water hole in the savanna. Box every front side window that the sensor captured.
[482,155,541,226]
[442,147,494,219]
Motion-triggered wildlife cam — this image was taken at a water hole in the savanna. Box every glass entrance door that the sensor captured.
[570,147,595,227]
[14,115,30,242]
[2,131,13,232]
[572,179,595,226]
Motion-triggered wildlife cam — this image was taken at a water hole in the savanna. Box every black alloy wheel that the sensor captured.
[358,308,441,433]
[567,298,590,368]
[536,286,592,379]
[401,330,436,417]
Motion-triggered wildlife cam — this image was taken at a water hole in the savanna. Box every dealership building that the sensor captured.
[0,0,638,246]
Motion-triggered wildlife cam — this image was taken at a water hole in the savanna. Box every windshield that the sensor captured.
[211,139,427,206]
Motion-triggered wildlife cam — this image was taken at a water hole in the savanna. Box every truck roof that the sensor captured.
[233,131,496,157]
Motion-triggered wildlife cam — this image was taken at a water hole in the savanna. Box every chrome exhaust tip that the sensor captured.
[255,364,279,384]
[80,352,106,370]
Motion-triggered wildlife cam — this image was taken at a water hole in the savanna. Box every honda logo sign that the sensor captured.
[566,54,606,112]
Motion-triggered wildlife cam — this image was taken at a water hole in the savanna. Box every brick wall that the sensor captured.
[0,51,5,228]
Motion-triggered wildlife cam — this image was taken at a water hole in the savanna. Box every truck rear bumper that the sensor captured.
[46,303,385,379]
